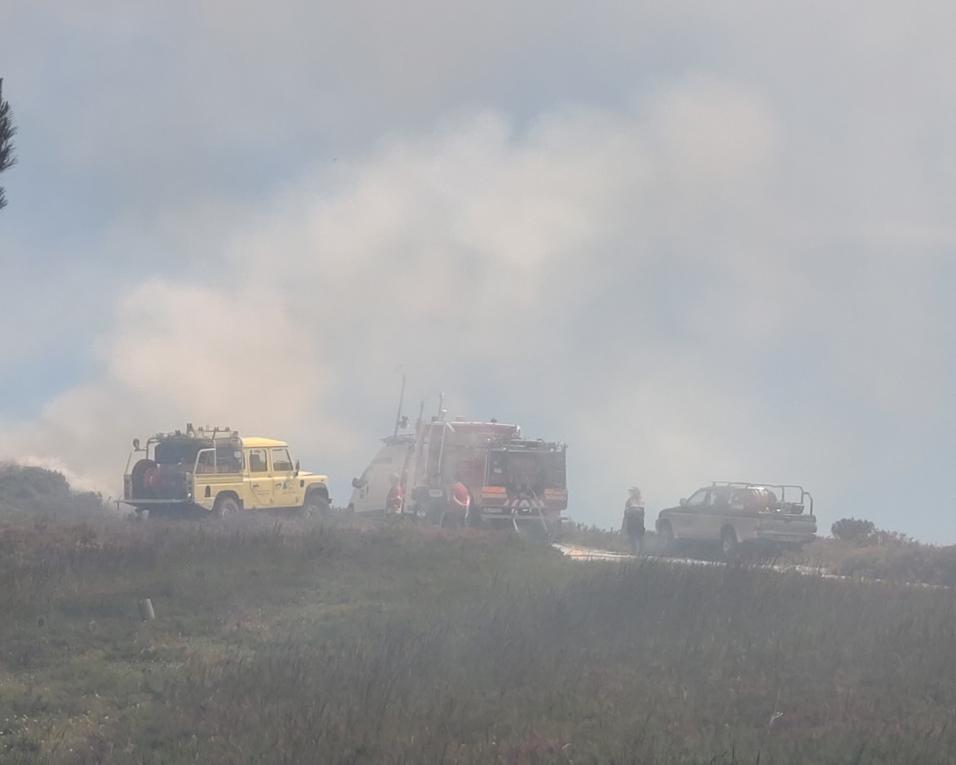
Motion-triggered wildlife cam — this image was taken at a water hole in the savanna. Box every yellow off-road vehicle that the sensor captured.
[122,425,330,518]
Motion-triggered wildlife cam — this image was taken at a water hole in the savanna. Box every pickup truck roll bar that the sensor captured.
[710,481,814,517]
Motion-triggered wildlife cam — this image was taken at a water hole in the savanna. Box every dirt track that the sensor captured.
[553,542,947,589]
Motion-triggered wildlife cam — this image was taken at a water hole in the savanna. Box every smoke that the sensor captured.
[0,65,948,536]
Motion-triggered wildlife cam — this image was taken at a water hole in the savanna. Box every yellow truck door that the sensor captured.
[193,447,245,511]
[245,447,274,507]
[270,446,301,508]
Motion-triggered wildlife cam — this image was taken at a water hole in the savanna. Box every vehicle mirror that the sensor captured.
[294,459,300,477]
[679,498,687,507]
[352,477,362,489]
[132,438,141,451]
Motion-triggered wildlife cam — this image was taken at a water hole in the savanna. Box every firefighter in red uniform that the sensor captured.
[386,473,405,514]
[450,480,471,522]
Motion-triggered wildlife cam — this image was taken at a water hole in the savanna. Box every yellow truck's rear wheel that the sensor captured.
[213,494,241,518]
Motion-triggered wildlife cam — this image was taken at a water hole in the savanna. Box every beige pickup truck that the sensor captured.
[655,482,816,558]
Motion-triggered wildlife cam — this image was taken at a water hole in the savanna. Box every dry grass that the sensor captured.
[2,508,956,763]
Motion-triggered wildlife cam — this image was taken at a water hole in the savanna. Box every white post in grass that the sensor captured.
[138,598,156,621]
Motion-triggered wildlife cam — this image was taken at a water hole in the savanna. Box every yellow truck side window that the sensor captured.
[216,446,243,473]
[248,448,269,473]
[271,448,293,472]
[196,450,216,474]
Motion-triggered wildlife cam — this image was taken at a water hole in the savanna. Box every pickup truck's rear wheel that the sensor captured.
[213,494,240,518]
[721,526,739,560]
[302,491,331,518]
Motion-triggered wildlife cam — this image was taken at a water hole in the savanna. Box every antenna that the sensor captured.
[392,372,407,438]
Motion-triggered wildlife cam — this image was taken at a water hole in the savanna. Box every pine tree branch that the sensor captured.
[0,78,16,211]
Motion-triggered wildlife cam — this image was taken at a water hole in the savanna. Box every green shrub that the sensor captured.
[831,517,876,544]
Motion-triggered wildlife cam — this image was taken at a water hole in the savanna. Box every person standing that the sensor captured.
[622,486,646,555]
[386,473,405,514]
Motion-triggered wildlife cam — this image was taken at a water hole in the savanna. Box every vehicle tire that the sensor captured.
[302,491,331,518]
[657,522,674,554]
[130,458,160,498]
[721,526,739,560]
[213,494,241,519]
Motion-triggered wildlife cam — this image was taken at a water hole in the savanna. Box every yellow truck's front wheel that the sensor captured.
[301,490,331,518]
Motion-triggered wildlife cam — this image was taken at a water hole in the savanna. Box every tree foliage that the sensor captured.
[0,78,16,211]
[0,463,104,516]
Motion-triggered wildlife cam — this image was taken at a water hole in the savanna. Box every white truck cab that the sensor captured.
[347,435,415,515]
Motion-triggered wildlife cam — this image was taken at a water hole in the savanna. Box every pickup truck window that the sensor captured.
[271,447,293,472]
[709,488,730,506]
[248,448,269,473]
[686,489,708,507]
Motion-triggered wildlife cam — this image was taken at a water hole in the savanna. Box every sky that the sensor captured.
[2,1,956,540]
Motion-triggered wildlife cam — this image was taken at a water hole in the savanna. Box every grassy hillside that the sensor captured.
[3,509,956,764]
[0,464,105,519]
